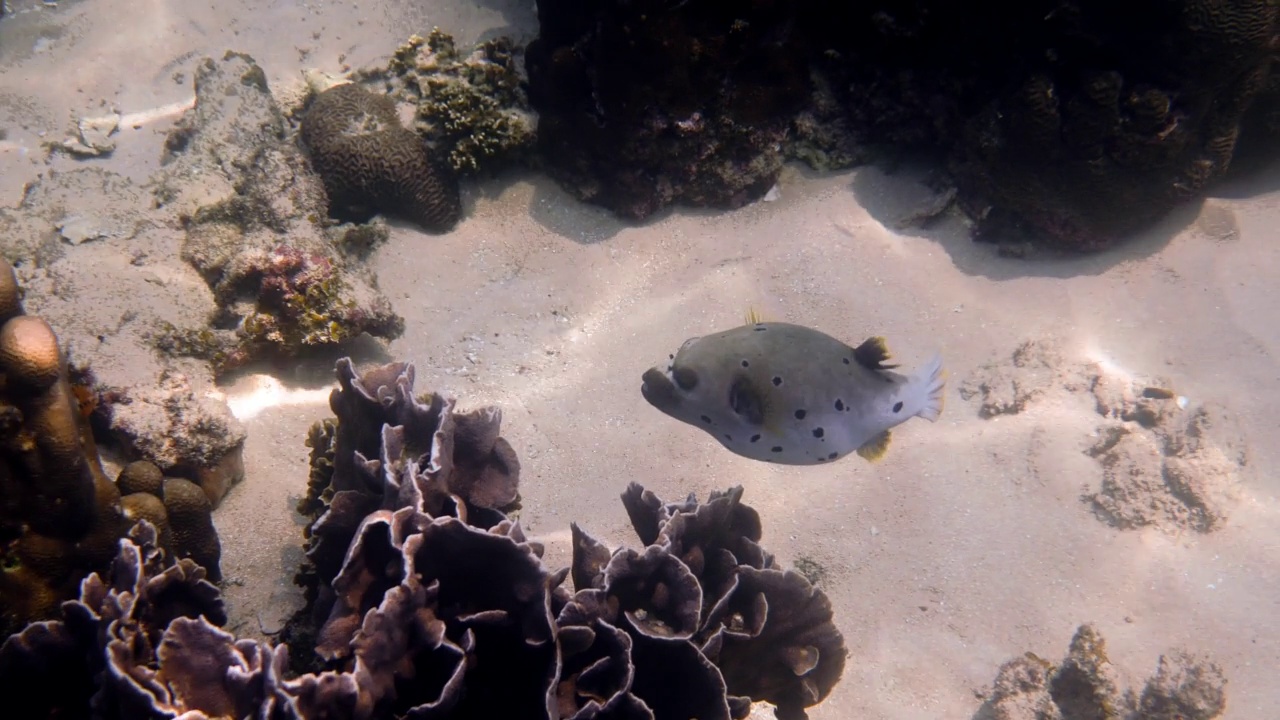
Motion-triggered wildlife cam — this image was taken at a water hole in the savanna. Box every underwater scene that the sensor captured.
[0,0,1276,718]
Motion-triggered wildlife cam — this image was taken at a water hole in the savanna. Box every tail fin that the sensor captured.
[912,352,947,422]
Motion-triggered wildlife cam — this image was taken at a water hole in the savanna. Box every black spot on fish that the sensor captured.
[771,446,783,453]
[794,409,806,420]
[741,359,750,367]
[813,427,824,438]
[842,357,850,364]
[772,376,782,386]
[828,451,838,460]
[700,415,712,423]
[893,401,903,413]
[750,434,761,443]
[834,399,844,411]
[724,434,733,441]
[754,326,767,332]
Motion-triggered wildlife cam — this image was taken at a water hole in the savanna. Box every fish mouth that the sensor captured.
[640,366,678,413]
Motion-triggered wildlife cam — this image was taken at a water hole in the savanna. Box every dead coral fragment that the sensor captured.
[977,623,1228,720]
[301,82,462,232]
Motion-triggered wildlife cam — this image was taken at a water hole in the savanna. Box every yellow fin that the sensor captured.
[744,306,766,325]
[856,430,892,462]
[853,337,898,370]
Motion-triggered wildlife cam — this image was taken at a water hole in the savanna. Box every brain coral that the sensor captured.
[301,83,463,233]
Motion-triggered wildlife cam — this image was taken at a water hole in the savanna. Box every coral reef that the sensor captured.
[291,357,845,719]
[0,357,847,719]
[0,260,130,638]
[526,0,811,219]
[0,521,226,719]
[154,51,405,376]
[356,29,538,176]
[974,623,1227,719]
[815,0,1280,248]
[300,82,463,232]
[527,1,1279,247]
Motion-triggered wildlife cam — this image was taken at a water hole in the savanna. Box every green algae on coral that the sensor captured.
[360,29,537,176]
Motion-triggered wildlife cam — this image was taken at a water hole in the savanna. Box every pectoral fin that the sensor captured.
[856,430,892,462]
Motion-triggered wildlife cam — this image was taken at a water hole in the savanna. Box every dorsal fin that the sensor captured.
[856,430,892,462]
[853,337,899,370]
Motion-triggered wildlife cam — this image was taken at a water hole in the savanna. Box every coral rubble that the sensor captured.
[355,29,538,176]
[300,82,463,232]
[154,51,404,376]
[976,623,1227,719]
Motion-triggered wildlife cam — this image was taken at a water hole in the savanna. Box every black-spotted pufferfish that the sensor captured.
[640,314,946,465]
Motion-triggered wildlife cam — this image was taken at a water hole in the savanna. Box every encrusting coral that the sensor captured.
[300,82,463,232]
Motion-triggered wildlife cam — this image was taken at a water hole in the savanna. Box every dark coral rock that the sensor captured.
[806,0,1280,248]
[301,82,463,232]
[526,0,812,219]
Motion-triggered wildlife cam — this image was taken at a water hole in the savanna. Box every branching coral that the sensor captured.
[357,29,538,176]
[0,259,131,638]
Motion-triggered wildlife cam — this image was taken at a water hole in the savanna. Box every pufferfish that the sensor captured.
[640,312,946,465]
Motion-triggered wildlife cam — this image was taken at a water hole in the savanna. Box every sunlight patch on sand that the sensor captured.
[216,374,333,421]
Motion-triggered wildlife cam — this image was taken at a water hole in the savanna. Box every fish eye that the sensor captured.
[673,365,699,391]
[728,378,764,425]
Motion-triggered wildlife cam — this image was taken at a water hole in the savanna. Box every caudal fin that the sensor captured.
[912,353,947,422]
